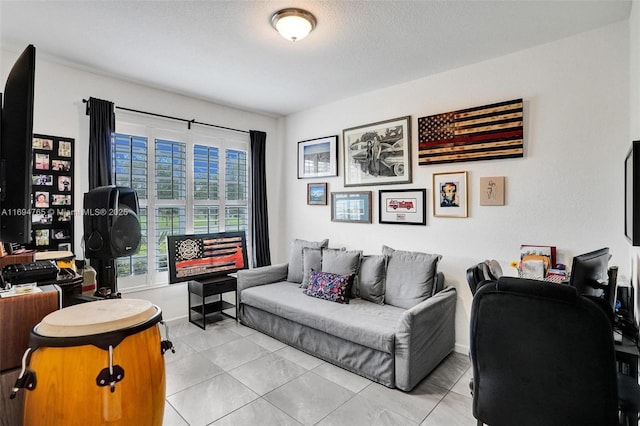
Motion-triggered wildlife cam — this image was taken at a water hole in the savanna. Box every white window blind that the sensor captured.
[112,118,250,290]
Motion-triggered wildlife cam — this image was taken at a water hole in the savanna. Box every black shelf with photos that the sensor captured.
[28,134,74,252]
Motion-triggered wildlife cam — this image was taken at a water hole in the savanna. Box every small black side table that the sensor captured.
[187,275,237,330]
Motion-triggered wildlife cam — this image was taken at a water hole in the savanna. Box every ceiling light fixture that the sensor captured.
[271,8,317,42]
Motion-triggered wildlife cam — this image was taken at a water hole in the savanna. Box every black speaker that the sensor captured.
[83,186,141,259]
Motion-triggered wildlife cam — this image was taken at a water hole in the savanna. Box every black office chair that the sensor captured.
[466,260,503,296]
[470,277,638,426]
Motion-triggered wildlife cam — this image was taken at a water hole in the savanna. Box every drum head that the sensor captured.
[36,299,157,338]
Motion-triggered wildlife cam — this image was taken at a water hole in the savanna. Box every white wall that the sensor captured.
[0,49,281,320]
[282,21,630,352]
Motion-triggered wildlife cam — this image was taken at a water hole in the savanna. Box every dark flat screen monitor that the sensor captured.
[625,141,640,245]
[0,45,36,243]
[569,247,611,304]
[167,231,248,284]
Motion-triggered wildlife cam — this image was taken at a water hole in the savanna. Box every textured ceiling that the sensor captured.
[0,1,632,117]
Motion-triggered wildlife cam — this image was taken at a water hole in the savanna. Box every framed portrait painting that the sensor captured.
[433,171,468,217]
[379,189,426,225]
[297,135,338,179]
[343,116,411,187]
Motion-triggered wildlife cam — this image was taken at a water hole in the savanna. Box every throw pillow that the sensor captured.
[304,271,351,304]
[321,248,362,298]
[300,247,323,289]
[359,255,386,304]
[382,245,442,309]
[287,238,329,283]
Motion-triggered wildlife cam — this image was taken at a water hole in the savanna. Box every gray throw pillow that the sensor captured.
[382,245,442,309]
[300,247,323,289]
[322,248,362,297]
[287,238,329,283]
[359,255,386,304]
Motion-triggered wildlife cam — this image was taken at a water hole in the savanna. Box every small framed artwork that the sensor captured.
[34,191,49,208]
[307,183,328,205]
[58,141,72,157]
[35,153,49,170]
[297,135,338,179]
[331,191,372,223]
[58,176,72,192]
[479,176,505,206]
[379,189,426,225]
[433,171,468,218]
[58,243,72,251]
[343,116,411,187]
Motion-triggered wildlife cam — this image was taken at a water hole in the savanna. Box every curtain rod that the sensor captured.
[82,98,250,134]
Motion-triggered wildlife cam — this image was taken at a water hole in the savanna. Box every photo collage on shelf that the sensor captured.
[30,134,74,252]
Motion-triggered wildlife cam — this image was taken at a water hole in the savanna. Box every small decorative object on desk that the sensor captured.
[510,259,566,284]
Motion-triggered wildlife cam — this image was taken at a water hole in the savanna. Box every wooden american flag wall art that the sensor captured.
[417,98,523,165]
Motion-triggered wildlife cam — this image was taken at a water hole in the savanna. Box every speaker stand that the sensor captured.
[90,258,117,296]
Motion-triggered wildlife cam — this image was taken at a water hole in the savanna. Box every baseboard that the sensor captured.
[455,342,470,354]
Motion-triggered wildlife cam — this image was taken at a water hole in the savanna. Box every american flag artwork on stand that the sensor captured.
[418,99,523,165]
[167,232,248,283]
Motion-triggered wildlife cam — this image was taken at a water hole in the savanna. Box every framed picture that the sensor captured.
[479,176,505,206]
[331,191,372,223]
[307,182,328,205]
[379,189,426,225]
[297,135,338,179]
[433,171,468,217]
[343,116,411,187]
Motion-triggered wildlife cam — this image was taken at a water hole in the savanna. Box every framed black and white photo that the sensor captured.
[379,189,426,225]
[331,191,372,223]
[29,134,75,251]
[307,182,328,205]
[297,135,338,179]
[433,171,468,218]
[343,116,411,187]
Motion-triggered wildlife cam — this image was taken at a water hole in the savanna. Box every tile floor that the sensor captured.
[162,315,476,426]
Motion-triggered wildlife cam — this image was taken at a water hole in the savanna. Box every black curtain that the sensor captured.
[250,130,271,267]
[86,97,116,294]
[87,97,115,189]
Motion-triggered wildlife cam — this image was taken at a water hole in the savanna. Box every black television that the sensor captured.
[625,140,640,246]
[167,231,248,284]
[569,247,612,306]
[0,45,36,243]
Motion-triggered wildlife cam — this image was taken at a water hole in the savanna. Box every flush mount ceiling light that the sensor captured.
[271,8,317,42]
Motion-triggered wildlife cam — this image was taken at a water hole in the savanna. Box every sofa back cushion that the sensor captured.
[300,247,323,289]
[321,248,362,298]
[382,245,442,309]
[359,255,386,304]
[287,238,329,283]
[304,271,351,304]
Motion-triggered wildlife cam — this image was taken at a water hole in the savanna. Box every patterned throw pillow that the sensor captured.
[304,271,351,304]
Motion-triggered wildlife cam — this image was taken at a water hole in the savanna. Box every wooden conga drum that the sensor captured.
[22,299,166,426]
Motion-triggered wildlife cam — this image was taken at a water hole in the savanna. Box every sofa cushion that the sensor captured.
[322,248,362,298]
[300,247,323,289]
[287,238,329,283]
[241,281,403,353]
[382,245,442,309]
[304,271,350,304]
[359,255,386,304]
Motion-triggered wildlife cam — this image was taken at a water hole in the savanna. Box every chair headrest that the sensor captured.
[495,276,577,303]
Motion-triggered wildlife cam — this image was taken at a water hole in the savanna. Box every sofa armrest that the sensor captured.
[237,263,289,294]
[395,287,457,391]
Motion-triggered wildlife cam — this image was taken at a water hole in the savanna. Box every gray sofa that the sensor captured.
[237,240,457,391]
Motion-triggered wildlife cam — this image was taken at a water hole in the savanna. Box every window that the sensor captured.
[112,119,249,290]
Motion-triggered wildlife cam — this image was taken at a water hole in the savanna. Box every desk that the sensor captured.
[187,275,237,330]
[616,335,639,378]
